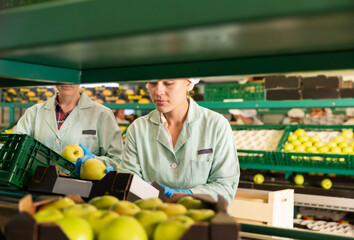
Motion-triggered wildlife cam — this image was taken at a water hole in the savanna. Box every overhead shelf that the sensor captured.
[0,0,354,86]
[3,98,354,110]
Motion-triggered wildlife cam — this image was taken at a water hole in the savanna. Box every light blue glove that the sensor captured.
[75,144,113,176]
[75,144,94,176]
[159,184,192,198]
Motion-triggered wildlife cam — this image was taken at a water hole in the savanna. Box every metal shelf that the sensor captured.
[0,0,354,86]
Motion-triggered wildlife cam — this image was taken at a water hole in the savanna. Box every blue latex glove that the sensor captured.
[159,184,192,198]
[75,144,94,175]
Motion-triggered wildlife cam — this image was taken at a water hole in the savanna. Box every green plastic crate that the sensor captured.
[232,125,286,168]
[204,82,265,101]
[0,134,76,189]
[275,125,354,174]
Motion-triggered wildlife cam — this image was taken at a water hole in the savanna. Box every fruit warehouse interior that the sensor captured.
[1,1,354,240]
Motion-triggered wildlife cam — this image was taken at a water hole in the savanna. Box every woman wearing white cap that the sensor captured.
[283,108,305,125]
[343,108,354,125]
[118,78,240,204]
[229,109,263,125]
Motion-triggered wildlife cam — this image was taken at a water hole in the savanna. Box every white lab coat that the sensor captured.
[118,97,240,204]
[14,92,123,169]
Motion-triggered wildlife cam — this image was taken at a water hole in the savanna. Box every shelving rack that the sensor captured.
[1,1,354,239]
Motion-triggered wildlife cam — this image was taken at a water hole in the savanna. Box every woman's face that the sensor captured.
[147,79,190,113]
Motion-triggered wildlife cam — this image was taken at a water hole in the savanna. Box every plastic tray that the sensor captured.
[0,134,76,189]
[232,125,286,167]
[204,82,265,101]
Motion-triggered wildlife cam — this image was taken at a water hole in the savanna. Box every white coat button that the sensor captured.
[56,138,60,144]
[171,163,177,169]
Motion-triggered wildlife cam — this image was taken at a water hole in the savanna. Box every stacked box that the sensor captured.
[302,75,341,99]
[265,75,302,100]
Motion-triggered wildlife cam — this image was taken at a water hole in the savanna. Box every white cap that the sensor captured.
[188,78,200,91]
[346,107,354,117]
[229,109,257,118]
[288,108,305,118]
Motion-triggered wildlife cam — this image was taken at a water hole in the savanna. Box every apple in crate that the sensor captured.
[33,208,64,223]
[177,196,205,210]
[56,217,94,240]
[134,210,168,239]
[98,216,148,240]
[62,144,84,162]
[134,197,163,210]
[88,195,119,210]
[153,215,194,240]
[110,200,141,216]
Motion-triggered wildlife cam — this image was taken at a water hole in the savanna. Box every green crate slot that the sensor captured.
[0,134,76,189]
[204,82,265,101]
[276,125,354,174]
[232,125,286,167]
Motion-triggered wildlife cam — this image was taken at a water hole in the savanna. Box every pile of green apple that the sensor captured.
[283,128,354,157]
[33,195,216,240]
[62,144,107,180]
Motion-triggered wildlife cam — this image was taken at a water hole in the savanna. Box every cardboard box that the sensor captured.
[6,193,239,240]
[340,88,354,98]
[266,89,301,100]
[302,75,342,89]
[264,76,301,89]
[229,189,294,228]
[302,88,340,99]
[28,165,162,202]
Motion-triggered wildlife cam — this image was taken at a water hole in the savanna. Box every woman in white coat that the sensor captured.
[118,79,240,204]
[14,85,123,170]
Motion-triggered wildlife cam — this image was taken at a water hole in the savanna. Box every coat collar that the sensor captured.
[44,91,91,110]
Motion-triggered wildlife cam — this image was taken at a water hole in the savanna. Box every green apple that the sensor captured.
[253,173,264,184]
[156,203,187,217]
[294,129,306,137]
[305,146,317,153]
[287,134,298,142]
[302,141,312,147]
[291,140,302,147]
[98,216,148,240]
[134,197,163,210]
[283,143,294,152]
[314,141,325,148]
[63,203,97,218]
[177,196,205,210]
[318,146,329,153]
[295,145,306,152]
[298,136,309,143]
[334,135,345,144]
[153,215,194,240]
[293,174,304,185]
[309,135,321,143]
[110,200,141,216]
[56,217,94,240]
[134,210,168,239]
[330,147,341,154]
[342,129,353,140]
[88,195,119,210]
[41,197,75,211]
[33,208,64,223]
[321,178,332,190]
[62,144,84,162]
[85,210,119,237]
[185,209,215,222]
[327,141,337,149]
[338,141,349,148]
[80,158,106,180]
[342,146,354,154]
[351,141,354,148]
